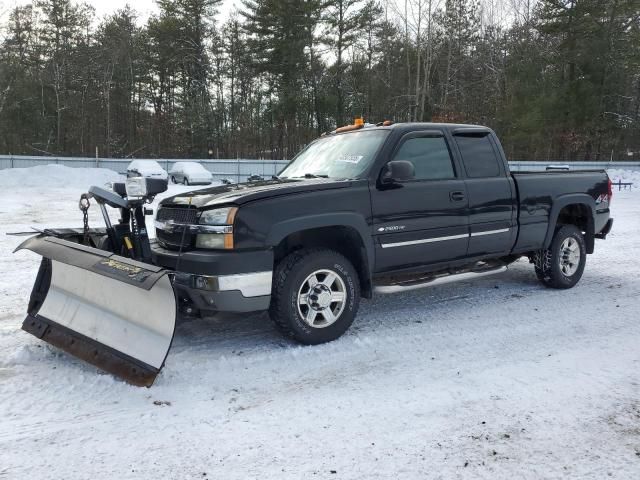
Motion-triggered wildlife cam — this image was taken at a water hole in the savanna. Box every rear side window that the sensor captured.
[392,136,455,180]
[454,134,501,178]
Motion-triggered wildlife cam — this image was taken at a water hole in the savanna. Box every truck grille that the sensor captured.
[156,207,198,225]
[155,207,198,250]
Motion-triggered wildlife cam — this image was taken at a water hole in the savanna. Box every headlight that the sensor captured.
[199,207,236,225]
[125,176,147,197]
[196,234,226,249]
[196,207,238,249]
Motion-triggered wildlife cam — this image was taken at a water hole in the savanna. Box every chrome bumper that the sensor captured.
[173,271,272,313]
[174,270,272,298]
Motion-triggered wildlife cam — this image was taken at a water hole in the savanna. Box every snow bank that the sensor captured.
[0,164,123,189]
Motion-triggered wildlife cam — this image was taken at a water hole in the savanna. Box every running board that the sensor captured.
[373,266,507,294]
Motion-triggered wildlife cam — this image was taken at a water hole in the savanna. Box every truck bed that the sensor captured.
[511,170,611,253]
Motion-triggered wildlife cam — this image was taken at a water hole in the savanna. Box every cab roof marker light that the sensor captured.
[335,123,364,133]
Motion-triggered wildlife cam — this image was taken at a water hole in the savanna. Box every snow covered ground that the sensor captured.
[0,166,639,479]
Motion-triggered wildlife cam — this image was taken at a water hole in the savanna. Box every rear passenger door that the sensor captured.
[452,131,517,257]
[371,130,469,272]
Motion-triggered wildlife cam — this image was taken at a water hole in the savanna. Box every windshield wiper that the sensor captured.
[302,173,329,178]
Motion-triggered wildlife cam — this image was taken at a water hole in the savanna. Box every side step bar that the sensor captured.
[374,266,507,294]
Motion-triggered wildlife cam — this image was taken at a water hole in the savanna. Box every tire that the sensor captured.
[533,225,586,289]
[183,177,189,186]
[171,176,176,184]
[269,248,360,345]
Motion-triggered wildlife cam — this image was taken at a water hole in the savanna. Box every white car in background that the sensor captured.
[126,160,169,180]
[169,162,213,185]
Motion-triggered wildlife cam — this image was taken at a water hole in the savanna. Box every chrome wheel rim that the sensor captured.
[559,237,581,276]
[297,269,346,329]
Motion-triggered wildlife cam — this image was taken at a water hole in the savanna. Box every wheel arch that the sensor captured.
[266,213,374,298]
[544,194,596,254]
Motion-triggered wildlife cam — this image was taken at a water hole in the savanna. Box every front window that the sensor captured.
[279,130,389,180]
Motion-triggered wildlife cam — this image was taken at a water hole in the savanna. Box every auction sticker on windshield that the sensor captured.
[337,154,363,164]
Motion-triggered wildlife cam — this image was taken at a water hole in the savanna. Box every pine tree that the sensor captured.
[322,0,368,125]
[242,0,322,157]
[36,0,93,154]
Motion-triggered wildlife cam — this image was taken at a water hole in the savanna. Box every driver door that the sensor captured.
[370,131,470,273]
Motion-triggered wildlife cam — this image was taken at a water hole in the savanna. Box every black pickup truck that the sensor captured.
[153,122,614,345]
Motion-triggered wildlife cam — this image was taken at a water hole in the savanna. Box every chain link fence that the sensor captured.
[0,156,291,183]
[2,155,640,183]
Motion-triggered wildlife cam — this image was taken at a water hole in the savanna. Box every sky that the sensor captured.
[0,0,239,24]
[0,0,521,33]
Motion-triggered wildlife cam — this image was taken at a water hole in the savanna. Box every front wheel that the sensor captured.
[269,248,360,345]
[183,177,189,186]
[534,224,586,289]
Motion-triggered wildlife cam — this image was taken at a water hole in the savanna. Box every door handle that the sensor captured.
[450,191,465,202]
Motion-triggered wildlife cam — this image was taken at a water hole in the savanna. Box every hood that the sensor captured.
[160,178,354,209]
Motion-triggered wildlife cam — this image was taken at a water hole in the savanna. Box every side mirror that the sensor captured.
[381,160,415,183]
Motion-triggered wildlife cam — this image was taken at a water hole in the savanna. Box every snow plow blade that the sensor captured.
[16,236,177,387]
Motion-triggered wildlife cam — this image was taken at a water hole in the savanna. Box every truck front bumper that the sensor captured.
[151,243,273,313]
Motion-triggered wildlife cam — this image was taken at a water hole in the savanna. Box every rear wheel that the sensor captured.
[269,248,360,344]
[183,177,189,186]
[171,176,176,184]
[534,225,586,289]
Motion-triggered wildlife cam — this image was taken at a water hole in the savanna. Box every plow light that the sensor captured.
[125,176,168,198]
[125,176,148,197]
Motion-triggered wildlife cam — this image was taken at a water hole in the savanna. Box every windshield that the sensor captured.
[279,130,389,180]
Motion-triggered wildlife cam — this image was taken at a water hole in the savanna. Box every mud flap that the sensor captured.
[16,236,177,387]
